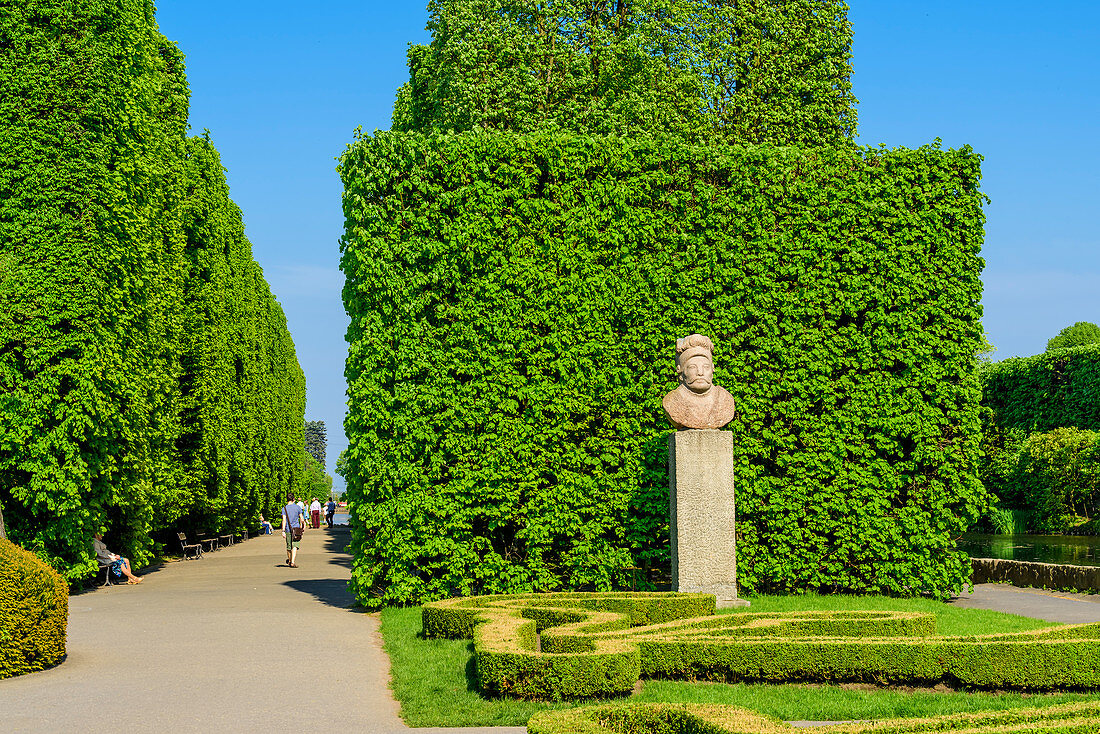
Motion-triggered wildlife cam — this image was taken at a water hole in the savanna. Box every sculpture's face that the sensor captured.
[680,355,713,394]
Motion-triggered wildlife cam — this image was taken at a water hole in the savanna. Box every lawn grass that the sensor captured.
[380,594,1100,727]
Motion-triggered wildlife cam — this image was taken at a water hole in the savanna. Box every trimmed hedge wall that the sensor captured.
[979,348,1100,530]
[0,0,305,578]
[528,701,1100,734]
[981,345,1100,434]
[0,539,67,678]
[423,593,1100,700]
[340,130,987,606]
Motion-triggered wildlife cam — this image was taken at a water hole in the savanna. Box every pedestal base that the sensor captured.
[670,430,747,607]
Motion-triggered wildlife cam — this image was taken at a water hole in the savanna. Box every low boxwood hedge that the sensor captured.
[528,701,1100,733]
[422,593,1100,700]
[0,538,67,678]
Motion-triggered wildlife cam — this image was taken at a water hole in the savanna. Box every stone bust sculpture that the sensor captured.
[662,334,737,430]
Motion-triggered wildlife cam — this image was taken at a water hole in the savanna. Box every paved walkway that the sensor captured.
[0,526,521,734]
[5,532,1098,734]
[949,582,1100,623]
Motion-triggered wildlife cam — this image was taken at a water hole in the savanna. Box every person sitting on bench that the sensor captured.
[93,531,143,584]
[259,515,273,534]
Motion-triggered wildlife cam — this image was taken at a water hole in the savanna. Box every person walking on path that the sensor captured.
[281,497,305,567]
[325,498,336,528]
[309,497,322,529]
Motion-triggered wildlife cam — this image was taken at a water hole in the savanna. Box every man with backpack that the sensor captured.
[281,495,305,568]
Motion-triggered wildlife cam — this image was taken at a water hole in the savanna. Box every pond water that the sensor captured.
[959,533,1100,567]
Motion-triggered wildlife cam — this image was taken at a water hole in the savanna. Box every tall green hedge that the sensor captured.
[339,131,987,606]
[0,0,305,578]
[981,346,1100,434]
[396,0,856,146]
[174,135,306,535]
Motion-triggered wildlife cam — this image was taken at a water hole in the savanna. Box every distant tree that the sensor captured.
[305,420,327,466]
[1047,322,1100,352]
[335,448,349,480]
[0,501,6,540]
[300,450,332,500]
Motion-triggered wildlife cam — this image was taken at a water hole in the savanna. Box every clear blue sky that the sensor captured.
[155,1,1100,489]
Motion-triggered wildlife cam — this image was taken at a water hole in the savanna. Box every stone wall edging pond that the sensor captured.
[972,557,1100,594]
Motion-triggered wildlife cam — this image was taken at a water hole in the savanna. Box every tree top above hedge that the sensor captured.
[1047,321,1100,352]
[394,0,856,146]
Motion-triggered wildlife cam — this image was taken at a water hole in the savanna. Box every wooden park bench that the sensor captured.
[177,532,203,559]
[197,536,218,552]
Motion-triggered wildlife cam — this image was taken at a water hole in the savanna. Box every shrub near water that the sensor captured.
[340,133,987,607]
[0,539,67,679]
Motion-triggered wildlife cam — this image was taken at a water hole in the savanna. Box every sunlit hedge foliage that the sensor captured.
[340,131,987,606]
[0,0,304,578]
[425,593,1100,700]
[0,538,67,679]
[982,346,1100,434]
[979,346,1100,530]
[529,702,1100,734]
[395,0,856,146]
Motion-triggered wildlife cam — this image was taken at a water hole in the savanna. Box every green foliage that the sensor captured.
[299,449,333,500]
[979,349,1100,531]
[528,701,1100,734]
[305,420,327,466]
[984,505,1027,535]
[1012,429,1100,533]
[174,135,306,536]
[0,0,305,578]
[424,593,1100,701]
[335,448,349,480]
[980,346,1100,435]
[395,0,856,147]
[383,596,1069,728]
[0,538,67,679]
[339,131,987,607]
[1047,322,1100,352]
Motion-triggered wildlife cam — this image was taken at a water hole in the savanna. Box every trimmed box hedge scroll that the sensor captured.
[340,130,987,607]
[423,593,1100,700]
[528,701,1100,734]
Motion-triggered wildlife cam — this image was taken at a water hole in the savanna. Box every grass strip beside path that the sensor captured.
[380,594,1100,728]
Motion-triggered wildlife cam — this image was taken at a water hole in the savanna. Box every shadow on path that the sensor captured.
[283,578,364,612]
[323,526,353,568]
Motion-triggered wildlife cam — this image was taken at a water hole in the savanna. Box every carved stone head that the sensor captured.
[663,333,736,430]
[676,334,715,395]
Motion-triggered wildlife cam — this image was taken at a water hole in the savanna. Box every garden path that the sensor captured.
[4,531,1098,734]
[949,582,1100,623]
[0,525,521,734]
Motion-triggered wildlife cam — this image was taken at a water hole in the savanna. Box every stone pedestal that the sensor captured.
[669,429,749,608]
